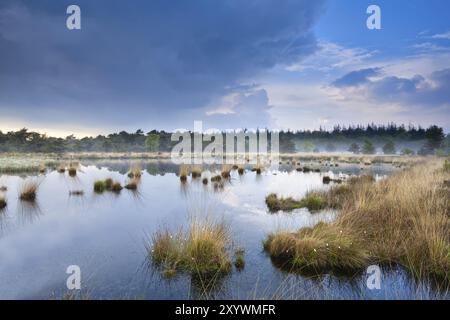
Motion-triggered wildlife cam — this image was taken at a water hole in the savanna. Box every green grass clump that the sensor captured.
[265,194,303,212]
[94,180,106,193]
[150,218,232,278]
[234,248,245,271]
[298,194,327,211]
[265,193,326,212]
[104,178,114,190]
[211,175,222,182]
[264,222,369,274]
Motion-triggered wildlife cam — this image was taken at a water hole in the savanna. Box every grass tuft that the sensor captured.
[265,193,326,212]
[191,166,202,179]
[234,248,245,271]
[68,166,77,177]
[265,160,450,284]
[94,180,106,193]
[0,195,7,210]
[125,177,139,190]
[19,180,40,201]
[128,164,142,179]
[150,218,232,277]
[179,165,188,182]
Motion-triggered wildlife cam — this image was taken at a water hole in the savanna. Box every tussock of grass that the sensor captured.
[265,160,450,284]
[125,177,139,190]
[251,163,262,175]
[68,167,77,177]
[57,165,66,173]
[264,222,369,273]
[191,166,202,179]
[94,180,106,193]
[211,175,222,182]
[150,218,232,277]
[265,193,326,212]
[0,195,7,210]
[202,177,208,185]
[19,180,40,201]
[238,166,245,175]
[0,186,7,192]
[111,182,123,192]
[266,194,302,212]
[104,178,114,190]
[179,165,188,182]
[221,165,231,179]
[128,164,142,179]
[234,248,245,271]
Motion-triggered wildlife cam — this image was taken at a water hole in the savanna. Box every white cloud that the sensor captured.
[431,31,450,40]
[286,41,376,72]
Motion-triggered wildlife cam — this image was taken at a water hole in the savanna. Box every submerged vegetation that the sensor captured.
[150,218,233,278]
[264,160,450,285]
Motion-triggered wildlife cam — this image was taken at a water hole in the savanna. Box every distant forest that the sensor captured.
[0,124,449,155]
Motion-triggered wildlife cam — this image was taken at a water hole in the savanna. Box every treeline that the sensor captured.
[0,124,449,155]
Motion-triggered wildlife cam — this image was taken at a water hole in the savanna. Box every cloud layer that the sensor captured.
[0,0,325,132]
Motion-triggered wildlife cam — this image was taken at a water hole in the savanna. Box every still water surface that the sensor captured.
[0,161,445,299]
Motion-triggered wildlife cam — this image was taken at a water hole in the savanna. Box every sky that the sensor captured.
[0,0,449,137]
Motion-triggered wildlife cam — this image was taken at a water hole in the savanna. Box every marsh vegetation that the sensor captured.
[264,160,450,285]
[0,153,448,299]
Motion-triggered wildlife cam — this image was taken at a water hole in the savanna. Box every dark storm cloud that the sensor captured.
[331,68,381,88]
[0,0,325,130]
[331,67,450,108]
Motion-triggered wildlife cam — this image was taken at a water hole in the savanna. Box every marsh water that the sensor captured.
[0,160,446,299]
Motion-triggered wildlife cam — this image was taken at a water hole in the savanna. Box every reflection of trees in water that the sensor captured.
[17,200,43,226]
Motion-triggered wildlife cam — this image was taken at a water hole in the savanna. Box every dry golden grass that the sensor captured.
[191,166,202,179]
[124,177,139,190]
[179,164,189,181]
[127,164,142,179]
[265,159,450,284]
[150,217,232,277]
[221,165,231,179]
[19,180,41,201]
